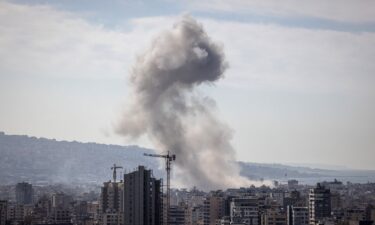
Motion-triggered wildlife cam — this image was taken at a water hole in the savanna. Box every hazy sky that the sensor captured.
[1,0,374,170]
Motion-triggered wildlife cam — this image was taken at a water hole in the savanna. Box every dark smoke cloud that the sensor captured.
[117,16,260,190]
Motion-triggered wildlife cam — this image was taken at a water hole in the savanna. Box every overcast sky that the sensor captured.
[1,0,374,170]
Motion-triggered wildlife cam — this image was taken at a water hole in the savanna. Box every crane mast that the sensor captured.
[111,163,123,183]
[144,151,176,225]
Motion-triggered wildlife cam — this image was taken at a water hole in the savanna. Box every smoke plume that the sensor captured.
[117,16,254,190]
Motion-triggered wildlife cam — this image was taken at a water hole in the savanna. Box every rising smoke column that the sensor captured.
[117,16,253,190]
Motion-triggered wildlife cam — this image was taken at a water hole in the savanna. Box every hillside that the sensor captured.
[1,132,374,186]
[0,132,162,185]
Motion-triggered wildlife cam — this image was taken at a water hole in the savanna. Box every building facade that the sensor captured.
[0,201,7,225]
[309,183,331,225]
[169,205,186,225]
[15,182,33,205]
[50,192,73,224]
[287,206,309,225]
[100,181,124,225]
[261,208,287,225]
[230,197,259,225]
[203,191,225,225]
[123,166,162,225]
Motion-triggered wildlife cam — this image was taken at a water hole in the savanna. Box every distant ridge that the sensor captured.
[1,132,375,186]
[0,131,162,185]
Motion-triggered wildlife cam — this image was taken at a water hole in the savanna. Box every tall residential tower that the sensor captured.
[123,166,162,225]
[15,182,33,205]
[309,183,331,225]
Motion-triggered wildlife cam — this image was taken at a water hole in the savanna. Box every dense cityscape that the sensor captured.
[1,165,375,225]
[1,1,374,225]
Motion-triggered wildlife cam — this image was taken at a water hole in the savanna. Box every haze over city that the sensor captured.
[2,2,375,225]
[1,0,375,171]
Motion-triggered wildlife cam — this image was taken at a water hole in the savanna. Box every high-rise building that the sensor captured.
[203,191,225,225]
[15,182,33,205]
[0,201,7,225]
[123,166,162,225]
[230,197,259,225]
[309,183,331,225]
[100,181,124,225]
[287,206,309,225]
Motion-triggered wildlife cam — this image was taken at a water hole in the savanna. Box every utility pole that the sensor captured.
[144,151,176,225]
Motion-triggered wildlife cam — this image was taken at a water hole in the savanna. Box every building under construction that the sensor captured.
[100,164,124,225]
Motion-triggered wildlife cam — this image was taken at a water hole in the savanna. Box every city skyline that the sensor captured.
[0,0,375,170]
[1,166,375,225]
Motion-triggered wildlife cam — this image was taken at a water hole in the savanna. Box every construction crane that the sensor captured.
[111,163,123,183]
[144,151,176,225]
